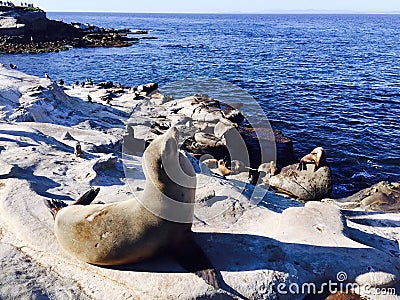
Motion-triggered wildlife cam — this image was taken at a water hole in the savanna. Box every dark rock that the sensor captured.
[325,291,365,300]
[137,82,158,95]
[0,6,143,54]
[238,126,295,171]
[273,129,297,168]
[269,163,332,200]
[98,81,114,89]
[71,22,103,34]
[61,131,75,141]
[131,30,148,34]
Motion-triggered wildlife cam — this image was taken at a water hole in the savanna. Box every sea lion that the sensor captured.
[201,158,218,169]
[46,128,220,287]
[218,159,231,176]
[258,161,277,176]
[194,132,224,147]
[230,160,246,174]
[258,161,277,185]
[298,147,326,171]
[74,142,83,158]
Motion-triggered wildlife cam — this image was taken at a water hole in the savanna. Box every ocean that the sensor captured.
[1,13,399,197]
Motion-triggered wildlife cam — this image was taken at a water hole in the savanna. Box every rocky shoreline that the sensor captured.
[0,66,399,299]
[0,6,153,53]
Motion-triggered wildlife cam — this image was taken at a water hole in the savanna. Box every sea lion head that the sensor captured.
[311,147,326,167]
[143,128,196,203]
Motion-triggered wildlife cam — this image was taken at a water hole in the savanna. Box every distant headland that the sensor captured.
[0,4,154,53]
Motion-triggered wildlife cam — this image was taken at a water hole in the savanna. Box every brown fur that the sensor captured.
[298,147,326,171]
[218,159,231,176]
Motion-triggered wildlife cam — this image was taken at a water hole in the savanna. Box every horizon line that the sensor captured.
[45,10,400,15]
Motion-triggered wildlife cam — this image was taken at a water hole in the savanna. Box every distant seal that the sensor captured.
[74,142,83,158]
[45,128,220,288]
[201,158,218,169]
[218,159,231,176]
[258,161,277,176]
[230,160,246,174]
[298,147,326,171]
[258,161,277,185]
[9,64,17,69]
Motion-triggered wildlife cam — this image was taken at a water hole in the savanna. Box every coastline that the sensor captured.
[0,66,399,299]
[0,6,153,54]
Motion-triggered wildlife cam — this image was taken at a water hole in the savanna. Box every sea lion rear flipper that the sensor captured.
[44,199,68,218]
[173,236,220,289]
[74,187,100,205]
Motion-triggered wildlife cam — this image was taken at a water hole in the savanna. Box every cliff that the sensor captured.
[0,6,139,53]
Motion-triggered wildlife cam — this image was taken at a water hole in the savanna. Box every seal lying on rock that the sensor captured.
[45,128,220,288]
[298,147,326,171]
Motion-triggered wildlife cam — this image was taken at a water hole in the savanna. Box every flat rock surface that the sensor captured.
[0,67,399,299]
[330,181,400,213]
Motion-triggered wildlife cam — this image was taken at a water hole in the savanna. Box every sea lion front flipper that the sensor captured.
[172,235,220,289]
[73,187,100,206]
[195,268,220,290]
[297,162,303,171]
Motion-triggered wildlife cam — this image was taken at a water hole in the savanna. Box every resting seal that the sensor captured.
[46,128,219,287]
[298,147,326,171]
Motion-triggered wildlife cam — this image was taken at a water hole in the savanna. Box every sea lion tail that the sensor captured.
[74,187,100,205]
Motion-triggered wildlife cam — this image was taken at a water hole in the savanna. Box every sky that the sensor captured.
[31,0,400,13]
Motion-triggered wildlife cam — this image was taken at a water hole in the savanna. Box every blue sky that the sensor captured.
[32,0,400,13]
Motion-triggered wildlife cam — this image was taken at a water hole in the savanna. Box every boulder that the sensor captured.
[98,81,114,89]
[330,181,400,213]
[269,163,332,200]
[273,129,297,168]
[137,82,158,95]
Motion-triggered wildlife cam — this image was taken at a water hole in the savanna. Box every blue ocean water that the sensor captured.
[1,13,399,197]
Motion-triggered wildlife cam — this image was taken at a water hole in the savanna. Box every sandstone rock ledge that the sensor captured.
[0,67,399,299]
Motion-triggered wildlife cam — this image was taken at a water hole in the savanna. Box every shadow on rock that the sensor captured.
[0,166,73,201]
[105,232,399,287]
